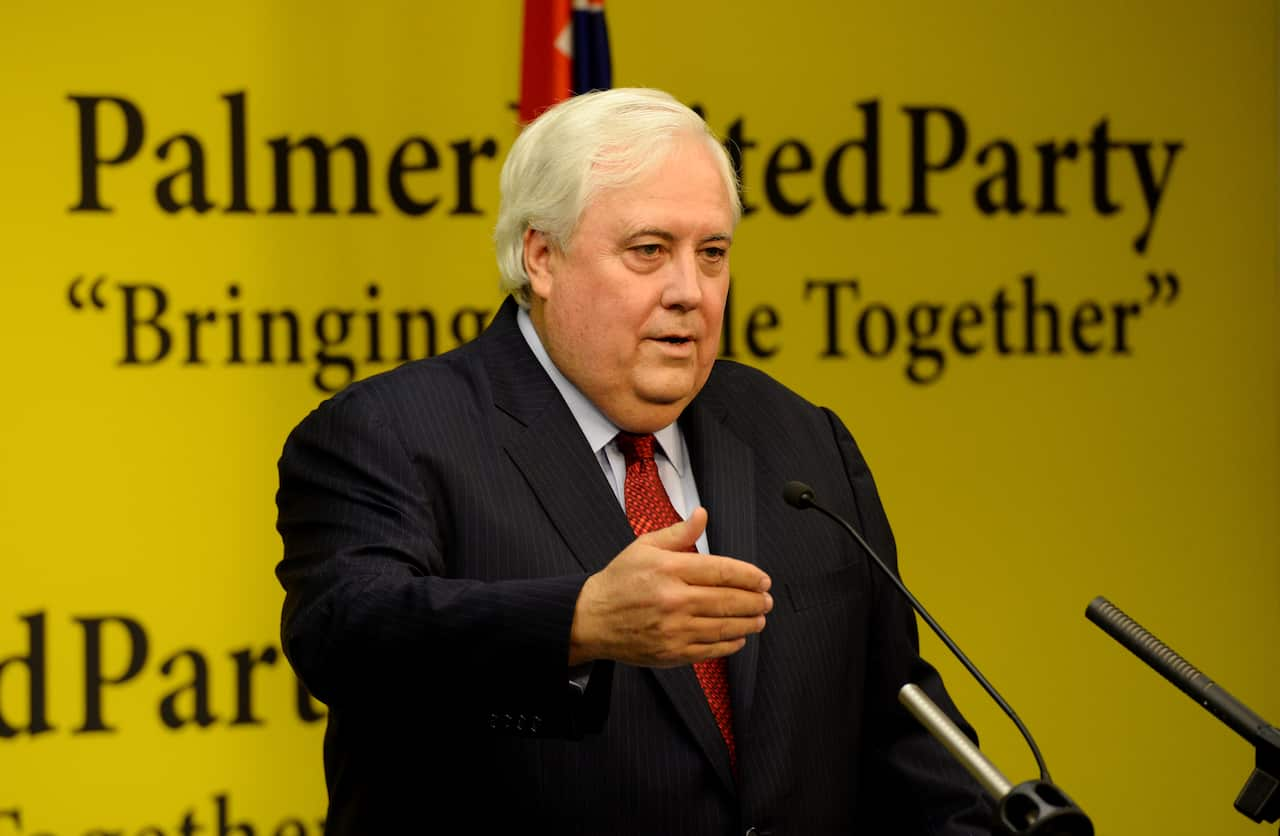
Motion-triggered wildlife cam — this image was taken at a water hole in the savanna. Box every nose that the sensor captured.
[660,248,703,311]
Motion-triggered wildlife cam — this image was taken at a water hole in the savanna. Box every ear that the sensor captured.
[523,228,556,302]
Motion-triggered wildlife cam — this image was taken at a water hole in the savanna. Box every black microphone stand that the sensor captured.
[783,481,1092,836]
[899,684,1092,836]
[1239,736,1280,834]
[1087,597,1280,832]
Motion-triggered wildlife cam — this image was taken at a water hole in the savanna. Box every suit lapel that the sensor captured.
[484,300,635,574]
[642,379,760,794]
[682,379,761,743]
[483,307,750,793]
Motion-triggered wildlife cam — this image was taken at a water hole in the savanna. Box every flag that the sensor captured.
[570,0,611,96]
[519,0,612,124]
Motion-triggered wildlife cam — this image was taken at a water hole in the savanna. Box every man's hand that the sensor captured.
[568,507,773,667]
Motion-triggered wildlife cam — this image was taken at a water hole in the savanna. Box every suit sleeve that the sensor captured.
[275,384,610,738]
[823,408,996,835]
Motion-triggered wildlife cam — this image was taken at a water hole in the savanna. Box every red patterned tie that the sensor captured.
[614,432,736,769]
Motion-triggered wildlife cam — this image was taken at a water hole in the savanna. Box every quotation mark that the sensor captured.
[68,275,107,310]
[1145,272,1179,306]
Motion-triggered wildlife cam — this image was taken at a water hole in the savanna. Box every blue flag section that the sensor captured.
[571,0,611,94]
[520,0,611,123]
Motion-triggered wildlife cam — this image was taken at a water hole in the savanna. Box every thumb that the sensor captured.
[639,506,708,551]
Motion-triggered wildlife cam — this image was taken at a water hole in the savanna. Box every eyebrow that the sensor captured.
[624,228,734,245]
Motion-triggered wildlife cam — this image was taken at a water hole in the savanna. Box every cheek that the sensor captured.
[568,295,635,359]
[699,305,728,366]
[703,280,730,333]
[550,278,608,337]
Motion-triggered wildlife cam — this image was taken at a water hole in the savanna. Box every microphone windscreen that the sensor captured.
[782,481,816,509]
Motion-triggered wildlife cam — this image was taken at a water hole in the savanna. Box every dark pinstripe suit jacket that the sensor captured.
[276,298,991,835]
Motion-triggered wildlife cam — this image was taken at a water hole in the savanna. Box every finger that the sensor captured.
[639,505,708,551]
[682,614,768,644]
[645,613,766,659]
[673,553,771,592]
[681,587,773,618]
[646,636,750,668]
[691,635,747,660]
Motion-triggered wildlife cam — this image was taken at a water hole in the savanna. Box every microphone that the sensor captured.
[1085,596,1278,748]
[781,481,815,508]
[783,480,1093,835]
[1086,596,1280,827]
[899,682,1013,800]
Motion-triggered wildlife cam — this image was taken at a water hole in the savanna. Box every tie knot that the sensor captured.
[614,432,656,464]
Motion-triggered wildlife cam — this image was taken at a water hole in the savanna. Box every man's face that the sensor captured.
[526,135,734,433]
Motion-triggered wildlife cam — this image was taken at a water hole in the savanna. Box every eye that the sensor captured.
[701,246,727,261]
[633,243,663,257]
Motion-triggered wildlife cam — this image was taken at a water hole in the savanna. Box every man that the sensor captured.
[277,88,991,834]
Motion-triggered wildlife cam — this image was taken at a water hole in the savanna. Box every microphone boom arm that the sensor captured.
[783,480,1094,835]
[1086,596,1280,828]
[783,480,1051,781]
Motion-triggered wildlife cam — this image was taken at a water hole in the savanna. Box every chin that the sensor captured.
[635,379,698,408]
[611,389,695,433]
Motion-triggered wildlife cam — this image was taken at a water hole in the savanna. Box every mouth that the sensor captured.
[646,334,697,357]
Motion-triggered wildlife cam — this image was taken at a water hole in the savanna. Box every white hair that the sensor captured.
[494,88,742,307]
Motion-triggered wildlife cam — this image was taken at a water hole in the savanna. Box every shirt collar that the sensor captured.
[516,305,685,474]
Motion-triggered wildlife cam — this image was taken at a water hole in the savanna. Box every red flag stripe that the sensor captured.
[520,0,573,124]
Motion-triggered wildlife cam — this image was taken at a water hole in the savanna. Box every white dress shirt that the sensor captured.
[516,306,708,554]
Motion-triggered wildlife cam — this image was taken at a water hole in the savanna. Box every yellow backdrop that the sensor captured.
[1,2,1276,834]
